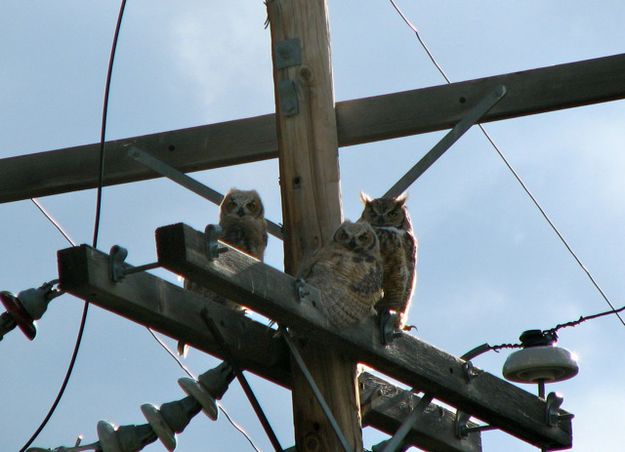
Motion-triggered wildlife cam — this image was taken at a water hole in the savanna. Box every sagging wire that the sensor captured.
[147,328,262,452]
[465,302,625,360]
[19,2,128,451]
[31,199,77,247]
[23,11,261,452]
[386,0,625,327]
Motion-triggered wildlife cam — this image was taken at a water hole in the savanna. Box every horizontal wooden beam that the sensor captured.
[57,244,290,387]
[360,374,482,452]
[56,244,481,452]
[155,223,573,450]
[2,53,625,203]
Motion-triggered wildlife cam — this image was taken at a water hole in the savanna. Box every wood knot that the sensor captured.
[298,66,314,84]
[304,431,321,451]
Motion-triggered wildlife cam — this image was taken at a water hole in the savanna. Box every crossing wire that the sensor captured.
[22,7,263,450]
[387,0,625,327]
[19,2,128,450]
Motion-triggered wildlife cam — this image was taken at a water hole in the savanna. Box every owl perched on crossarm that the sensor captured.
[359,192,417,331]
[298,220,384,328]
[179,188,268,355]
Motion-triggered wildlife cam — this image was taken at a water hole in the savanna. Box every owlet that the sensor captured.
[298,220,384,328]
[359,192,417,330]
[180,188,268,355]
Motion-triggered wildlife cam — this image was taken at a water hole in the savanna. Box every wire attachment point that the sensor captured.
[109,245,160,283]
[204,224,228,261]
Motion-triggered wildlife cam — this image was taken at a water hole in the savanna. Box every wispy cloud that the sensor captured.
[167,2,273,117]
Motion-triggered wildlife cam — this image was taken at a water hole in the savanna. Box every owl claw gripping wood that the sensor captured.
[359,192,418,340]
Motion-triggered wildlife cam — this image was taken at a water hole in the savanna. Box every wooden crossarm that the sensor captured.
[2,53,624,204]
[57,243,483,452]
[155,222,573,450]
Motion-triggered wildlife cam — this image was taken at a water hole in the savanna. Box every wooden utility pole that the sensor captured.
[18,6,625,451]
[266,0,362,450]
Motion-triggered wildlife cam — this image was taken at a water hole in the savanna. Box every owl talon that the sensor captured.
[379,310,402,345]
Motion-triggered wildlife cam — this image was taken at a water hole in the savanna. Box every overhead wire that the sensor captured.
[31,199,77,247]
[386,0,625,327]
[22,4,262,448]
[19,2,128,450]
[468,301,625,359]
[147,329,262,452]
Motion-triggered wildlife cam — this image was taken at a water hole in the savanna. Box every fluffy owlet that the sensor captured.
[179,188,268,355]
[359,192,417,330]
[298,220,384,328]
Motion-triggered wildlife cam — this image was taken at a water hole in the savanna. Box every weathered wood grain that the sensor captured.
[56,244,482,452]
[2,53,624,203]
[267,0,360,450]
[155,223,573,450]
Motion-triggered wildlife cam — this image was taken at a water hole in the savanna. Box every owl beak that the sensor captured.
[348,238,357,249]
[237,208,245,217]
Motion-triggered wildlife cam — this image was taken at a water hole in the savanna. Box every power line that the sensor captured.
[386,0,625,327]
[20,2,128,450]
[470,302,625,358]
[147,328,262,452]
[31,199,77,247]
[29,195,263,451]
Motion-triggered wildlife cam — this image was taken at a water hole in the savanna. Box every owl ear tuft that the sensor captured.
[396,192,408,205]
[360,192,372,204]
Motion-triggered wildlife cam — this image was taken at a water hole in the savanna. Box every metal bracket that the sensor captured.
[127,146,284,240]
[381,393,433,452]
[462,360,479,382]
[204,224,228,261]
[294,278,310,302]
[384,84,507,198]
[109,245,160,283]
[282,329,352,452]
[278,79,299,117]
[545,392,573,427]
[455,411,497,438]
[379,310,402,346]
[109,245,129,282]
[275,38,301,69]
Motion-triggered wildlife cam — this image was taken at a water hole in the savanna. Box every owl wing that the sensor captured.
[350,258,384,297]
[403,230,418,293]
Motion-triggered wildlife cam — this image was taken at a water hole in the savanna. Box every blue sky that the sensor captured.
[1,1,624,451]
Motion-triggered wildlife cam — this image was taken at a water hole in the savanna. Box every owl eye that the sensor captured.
[357,233,369,243]
[338,230,349,241]
[248,201,257,210]
[389,210,399,217]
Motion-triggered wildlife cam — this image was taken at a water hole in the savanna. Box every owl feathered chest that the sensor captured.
[301,244,384,328]
[220,216,268,259]
[374,226,417,265]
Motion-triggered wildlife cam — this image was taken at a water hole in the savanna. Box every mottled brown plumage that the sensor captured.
[179,188,268,355]
[298,220,384,328]
[359,192,417,329]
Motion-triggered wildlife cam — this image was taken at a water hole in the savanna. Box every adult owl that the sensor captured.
[298,220,383,328]
[179,188,268,355]
[359,192,417,331]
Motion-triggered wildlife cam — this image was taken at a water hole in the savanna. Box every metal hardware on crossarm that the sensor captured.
[128,146,284,240]
[384,85,507,198]
[281,328,352,452]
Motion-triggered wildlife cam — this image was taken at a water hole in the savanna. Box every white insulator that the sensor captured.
[503,345,579,383]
